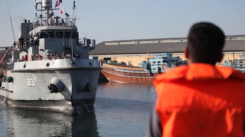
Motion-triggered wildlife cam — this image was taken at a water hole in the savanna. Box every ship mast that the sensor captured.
[6,0,15,41]
[72,1,76,25]
[35,0,59,26]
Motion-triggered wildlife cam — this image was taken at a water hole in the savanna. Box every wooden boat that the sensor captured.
[100,53,187,83]
[101,64,159,83]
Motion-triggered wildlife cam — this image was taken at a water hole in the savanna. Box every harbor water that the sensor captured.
[0,83,156,137]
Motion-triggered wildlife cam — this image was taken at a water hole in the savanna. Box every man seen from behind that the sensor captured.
[147,22,245,137]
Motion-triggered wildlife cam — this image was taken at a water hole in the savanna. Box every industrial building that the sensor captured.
[90,35,245,66]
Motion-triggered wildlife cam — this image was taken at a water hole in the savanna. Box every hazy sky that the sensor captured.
[0,0,244,46]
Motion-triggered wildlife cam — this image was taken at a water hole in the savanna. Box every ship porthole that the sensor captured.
[46,63,50,67]
[23,64,26,68]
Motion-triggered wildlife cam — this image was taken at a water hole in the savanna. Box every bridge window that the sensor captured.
[72,32,77,38]
[40,32,45,38]
[65,32,70,38]
[48,32,55,38]
[56,32,63,38]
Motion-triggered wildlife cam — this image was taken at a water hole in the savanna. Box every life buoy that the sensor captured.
[6,76,13,82]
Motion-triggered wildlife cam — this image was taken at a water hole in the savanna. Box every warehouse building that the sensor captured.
[90,35,245,66]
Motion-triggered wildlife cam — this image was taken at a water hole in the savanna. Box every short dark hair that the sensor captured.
[187,22,225,65]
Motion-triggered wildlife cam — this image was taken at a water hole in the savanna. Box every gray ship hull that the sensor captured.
[0,96,94,115]
[0,59,101,115]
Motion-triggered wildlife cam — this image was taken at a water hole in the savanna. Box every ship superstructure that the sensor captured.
[0,0,101,115]
[146,53,187,73]
[223,55,245,73]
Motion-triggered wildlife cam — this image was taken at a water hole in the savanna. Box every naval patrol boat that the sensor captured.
[0,0,101,115]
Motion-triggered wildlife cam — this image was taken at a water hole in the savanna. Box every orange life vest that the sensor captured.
[24,55,28,61]
[154,63,245,137]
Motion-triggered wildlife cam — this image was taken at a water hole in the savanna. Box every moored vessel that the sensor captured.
[223,55,245,73]
[0,0,101,115]
[101,53,187,83]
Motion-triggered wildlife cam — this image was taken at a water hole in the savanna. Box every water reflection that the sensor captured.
[3,107,99,137]
[0,106,8,136]
[97,83,156,102]
[0,83,157,137]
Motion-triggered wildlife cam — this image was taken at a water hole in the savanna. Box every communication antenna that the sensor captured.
[6,0,15,41]
[72,1,76,25]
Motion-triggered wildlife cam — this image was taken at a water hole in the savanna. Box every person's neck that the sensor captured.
[187,59,217,66]
[188,62,216,66]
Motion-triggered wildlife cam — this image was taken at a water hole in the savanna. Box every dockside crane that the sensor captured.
[0,47,12,64]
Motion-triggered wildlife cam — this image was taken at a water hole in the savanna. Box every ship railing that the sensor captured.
[69,39,74,58]
[69,38,85,57]
[29,19,76,32]
[69,39,80,59]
